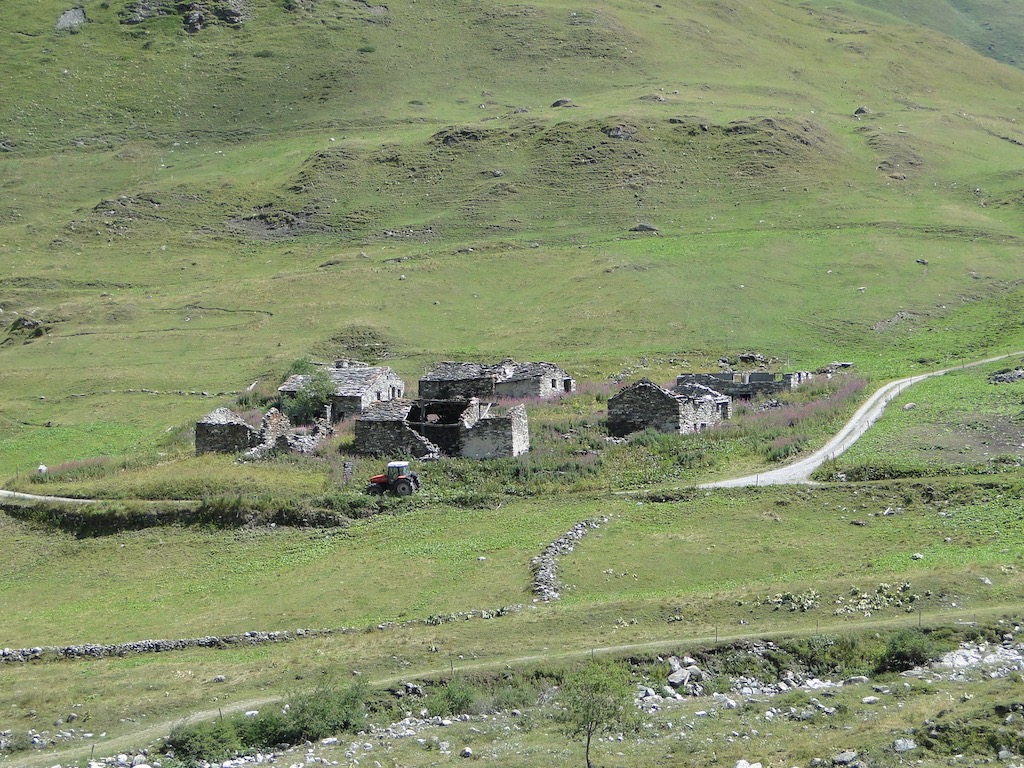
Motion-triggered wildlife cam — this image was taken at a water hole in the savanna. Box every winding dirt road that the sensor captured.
[702,351,1020,488]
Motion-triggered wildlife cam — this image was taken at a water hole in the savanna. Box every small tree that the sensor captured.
[284,367,336,424]
[558,661,641,768]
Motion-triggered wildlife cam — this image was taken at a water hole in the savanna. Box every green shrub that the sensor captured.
[283,680,368,741]
[782,634,872,677]
[282,367,336,425]
[876,629,939,673]
[425,678,477,717]
[165,718,241,763]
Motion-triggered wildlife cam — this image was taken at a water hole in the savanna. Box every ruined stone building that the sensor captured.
[195,407,259,454]
[278,360,405,421]
[675,371,813,400]
[607,379,732,437]
[419,359,575,400]
[354,398,529,459]
[195,407,329,457]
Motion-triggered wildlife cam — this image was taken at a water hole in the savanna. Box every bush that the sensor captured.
[283,680,368,742]
[166,718,241,763]
[283,367,336,425]
[164,681,369,762]
[425,678,477,717]
[876,629,939,673]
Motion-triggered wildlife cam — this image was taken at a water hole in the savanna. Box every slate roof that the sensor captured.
[421,359,569,383]
[419,362,494,382]
[278,366,399,396]
[357,399,414,422]
[614,378,727,403]
[198,407,251,426]
[674,381,731,402]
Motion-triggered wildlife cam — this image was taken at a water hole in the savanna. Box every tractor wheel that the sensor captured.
[392,479,414,497]
[366,483,385,496]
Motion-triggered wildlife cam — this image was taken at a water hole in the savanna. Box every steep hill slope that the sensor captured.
[3,0,1024,470]
[844,0,1024,69]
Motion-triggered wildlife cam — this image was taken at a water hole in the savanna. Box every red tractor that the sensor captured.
[366,461,421,496]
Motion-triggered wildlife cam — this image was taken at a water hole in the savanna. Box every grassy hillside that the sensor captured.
[5,2,1024,764]
[4,0,1024,474]
[845,0,1024,69]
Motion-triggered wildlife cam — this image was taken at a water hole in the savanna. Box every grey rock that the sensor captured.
[893,738,916,753]
[56,7,87,30]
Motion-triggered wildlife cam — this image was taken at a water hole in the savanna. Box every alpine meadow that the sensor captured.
[4,1,1024,767]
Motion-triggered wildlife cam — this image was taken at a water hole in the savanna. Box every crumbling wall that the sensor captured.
[195,408,258,454]
[461,404,529,458]
[353,420,440,459]
[607,381,684,437]
[676,371,812,400]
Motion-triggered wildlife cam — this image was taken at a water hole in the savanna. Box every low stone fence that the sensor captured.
[530,516,610,602]
[0,607,523,664]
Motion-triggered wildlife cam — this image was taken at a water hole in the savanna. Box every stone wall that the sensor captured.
[496,376,575,399]
[356,368,406,410]
[676,371,813,400]
[195,408,258,454]
[607,380,685,436]
[460,404,529,458]
[353,420,441,459]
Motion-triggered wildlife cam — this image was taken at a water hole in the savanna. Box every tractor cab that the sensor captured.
[367,460,421,496]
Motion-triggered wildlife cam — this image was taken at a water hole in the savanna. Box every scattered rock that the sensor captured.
[893,738,917,753]
[629,222,659,233]
[550,98,574,107]
[56,7,87,31]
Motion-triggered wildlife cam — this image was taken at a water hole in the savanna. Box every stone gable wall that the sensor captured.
[607,385,683,437]
[460,404,529,458]
[195,420,257,454]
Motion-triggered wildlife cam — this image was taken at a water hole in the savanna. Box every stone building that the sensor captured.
[195,407,259,454]
[607,379,731,437]
[419,359,575,400]
[354,398,530,459]
[196,407,331,457]
[675,371,813,400]
[278,360,405,421]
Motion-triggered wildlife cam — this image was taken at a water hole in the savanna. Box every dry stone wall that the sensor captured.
[461,404,529,458]
[607,380,686,436]
[195,408,258,455]
[354,419,441,459]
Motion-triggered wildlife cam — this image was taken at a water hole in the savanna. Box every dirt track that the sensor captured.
[703,351,1021,488]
